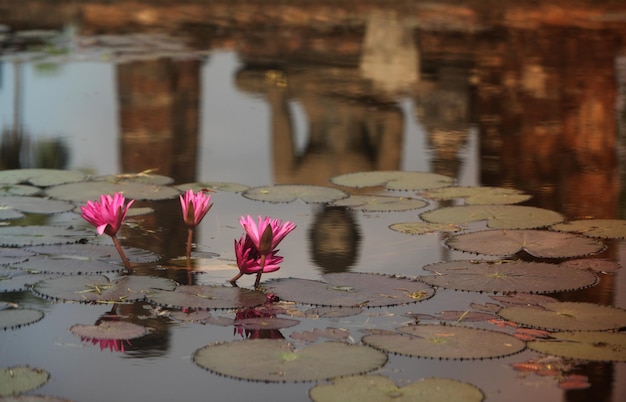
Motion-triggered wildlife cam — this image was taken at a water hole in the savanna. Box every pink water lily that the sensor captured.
[233,234,283,274]
[180,189,214,259]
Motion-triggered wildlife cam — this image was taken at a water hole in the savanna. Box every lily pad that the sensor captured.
[528,331,626,362]
[362,324,526,360]
[145,285,267,310]
[242,184,349,204]
[193,339,387,382]
[265,273,435,308]
[445,230,605,258]
[559,258,621,273]
[0,226,93,247]
[0,208,25,221]
[419,186,531,205]
[309,375,485,402]
[0,184,42,196]
[330,195,428,212]
[25,244,160,264]
[0,169,86,187]
[32,275,176,303]
[389,222,460,235]
[0,308,45,330]
[551,219,626,239]
[497,302,626,331]
[421,205,564,229]
[0,366,50,396]
[0,196,75,215]
[329,171,454,191]
[177,182,250,193]
[70,320,147,340]
[234,317,299,331]
[304,306,363,318]
[419,260,597,294]
[96,172,174,186]
[434,310,497,322]
[0,248,36,265]
[490,293,559,306]
[45,181,180,202]
[11,256,125,275]
[0,271,59,293]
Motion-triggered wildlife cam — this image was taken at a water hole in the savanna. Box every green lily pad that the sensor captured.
[11,256,126,275]
[0,184,42,196]
[96,172,174,186]
[309,375,485,402]
[528,331,626,362]
[0,271,59,293]
[421,205,564,229]
[0,208,25,221]
[177,182,250,193]
[145,285,267,310]
[446,229,605,258]
[389,222,460,235]
[0,226,93,247]
[25,244,160,264]
[329,171,454,191]
[0,196,74,215]
[32,275,176,303]
[362,324,526,360]
[330,195,428,212]
[70,320,148,340]
[0,248,36,265]
[0,169,86,187]
[265,273,435,308]
[419,260,597,294]
[0,366,50,396]
[0,308,45,330]
[193,339,388,382]
[551,219,626,239]
[242,184,349,204]
[419,186,531,205]
[497,302,626,331]
[45,181,180,202]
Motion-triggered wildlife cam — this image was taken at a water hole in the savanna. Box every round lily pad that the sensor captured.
[445,230,605,258]
[559,258,621,273]
[265,273,435,308]
[70,320,147,340]
[0,208,25,221]
[421,205,564,230]
[551,219,626,239]
[234,317,299,331]
[32,275,176,303]
[0,184,42,196]
[0,226,93,247]
[0,271,59,293]
[0,248,36,265]
[146,285,267,310]
[497,302,626,331]
[304,306,363,318]
[309,375,485,402]
[419,186,531,205]
[11,256,125,275]
[193,339,388,382]
[419,260,597,294]
[0,196,75,215]
[528,331,626,362]
[389,222,460,235]
[362,324,526,360]
[329,171,454,191]
[242,184,349,204]
[25,244,160,264]
[177,182,250,193]
[0,169,86,187]
[0,308,44,330]
[330,195,428,212]
[45,181,180,202]
[96,173,174,186]
[0,366,50,396]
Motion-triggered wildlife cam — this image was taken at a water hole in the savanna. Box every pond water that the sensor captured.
[1,1,626,401]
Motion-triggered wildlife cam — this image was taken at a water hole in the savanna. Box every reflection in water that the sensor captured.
[309,206,361,274]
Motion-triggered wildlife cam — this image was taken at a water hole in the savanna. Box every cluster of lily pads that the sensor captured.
[1,168,626,400]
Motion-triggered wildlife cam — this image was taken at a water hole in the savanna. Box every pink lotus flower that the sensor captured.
[234,234,283,275]
[180,189,213,228]
[239,215,296,255]
[81,192,135,237]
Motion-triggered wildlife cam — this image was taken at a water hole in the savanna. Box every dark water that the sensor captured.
[1,1,626,401]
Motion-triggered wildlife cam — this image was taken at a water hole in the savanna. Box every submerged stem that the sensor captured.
[186,228,193,260]
[111,235,132,274]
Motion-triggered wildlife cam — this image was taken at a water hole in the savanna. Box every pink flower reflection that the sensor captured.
[81,336,132,353]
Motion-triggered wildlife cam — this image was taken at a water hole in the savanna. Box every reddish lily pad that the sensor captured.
[242,184,349,204]
[497,302,626,331]
[329,171,454,191]
[330,195,428,212]
[421,205,564,229]
[362,324,526,360]
[265,273,435,308]
[0,226,93,247]
[551,219,626,239]
[145,285,267,310]
[419,260,597,294]
[304,306,363,318]
[559,258,621,273]
[434,310,498,322]
[0,308,45,330]
[0,366,50,396]
[419,186,531,205]
[528,331,626,362]
[70,320,147,340]
[445,230,605,258]
[193,339,387,382]
[234,317,299,331]
[309,375,485,402]
[389,222,460,235]
[490,293,559,306]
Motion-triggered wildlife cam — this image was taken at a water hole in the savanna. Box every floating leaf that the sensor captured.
[0,271,59,293]
[25,244,160,264]
[0,308,44,330]
[419,186,531,205]
[362,324,525,360]
[528,332,626,362]
[146,285,266,310]
[309,375,484,402]
[166,310,215,324]
[70,321,147,340]
[11,256,125,275]
[304,306,363,318]
[0,184,42,196]
[177,182,250,193]
[434,310,497,322]
[559,258,621,273]
[421,205,564,229]
[0,169,86,187]
[551,219,626,239]
[0,226,92,247]
[96,173,174,186]
[32,275,176,303]
[329,171,454,191]
[234,317,299,331]
[490,293,559,306]
[265,273,435,308]
[0,248,36,265]
[330,195,427,212]
[0,196,74,215]
[389,222,460,235]
[242,184,349,204]
[45,181,180,202]
[0,208,25,221]
[419,260,597,294]
[445,230,605,258]
[0,366,50,396]
[498,302,626,331]
[193,339,387,382]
